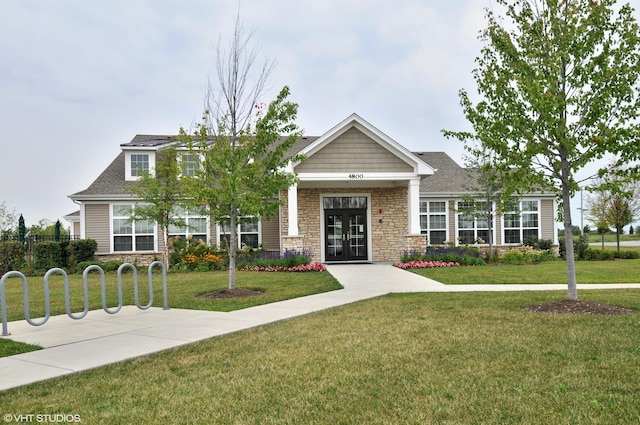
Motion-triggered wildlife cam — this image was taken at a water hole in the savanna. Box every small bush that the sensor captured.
[236,249,314,270]
[34,242,63,271]
[76,260,103,271]
[0,241,25,275]
[500,245,556,265]
[69,239,98,263]
[103,260,123,272]
[169,236,225,271]
[401,246,485,266]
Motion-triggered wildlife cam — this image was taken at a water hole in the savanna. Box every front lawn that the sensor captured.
[2,290,639,424]
[409,259,640,284]
[0,270,342,322]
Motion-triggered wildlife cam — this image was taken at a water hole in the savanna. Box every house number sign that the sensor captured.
[348,173,364,180]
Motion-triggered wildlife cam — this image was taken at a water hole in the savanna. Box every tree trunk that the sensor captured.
[616,227,621,252]
[228,204,237,290]
[163,227,170,270]
[562,195,578,300]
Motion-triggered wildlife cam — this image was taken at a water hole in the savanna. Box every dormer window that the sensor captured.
[124,151,156,181]
[131,154,149,176]
[181,153,199,177]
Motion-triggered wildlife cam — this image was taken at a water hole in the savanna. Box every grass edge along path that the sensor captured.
[1,290,639,424]
[410,259,640,284]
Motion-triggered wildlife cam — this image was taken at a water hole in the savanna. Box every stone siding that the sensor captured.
[282,186,411,262]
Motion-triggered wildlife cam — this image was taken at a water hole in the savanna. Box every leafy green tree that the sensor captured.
[182,18,303,290]
[0,202,18,240]
[444,0,640,300]
[606,195,634,251]
[125,145,187,268]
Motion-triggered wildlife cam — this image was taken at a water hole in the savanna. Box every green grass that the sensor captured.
[0,270,341,357]
[411,259,640,284]
[588,233,640,243]
[2,290,639,424]
[1,270,342,322]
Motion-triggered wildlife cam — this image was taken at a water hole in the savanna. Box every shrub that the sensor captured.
[401,246,485,266]
[558,235,589,260]
[393,260,461,269]
[77,260,103,271]
[34,242,63,271]
[500,245,556,265]
[169,236,225,271]
[69,239,98,263]
[0,241,24,275]
[523,236,553,251]
[236,249,314,270]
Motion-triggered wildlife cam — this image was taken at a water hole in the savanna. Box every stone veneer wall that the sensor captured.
[281,186,411,262]
[96,253,161,267]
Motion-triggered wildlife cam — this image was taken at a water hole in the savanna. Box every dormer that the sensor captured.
[120,135,175,181]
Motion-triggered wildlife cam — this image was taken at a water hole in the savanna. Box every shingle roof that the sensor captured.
[70,137,475,199]
[415,152,476,194]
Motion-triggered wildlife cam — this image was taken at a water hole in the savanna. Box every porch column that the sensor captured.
[408,178,421,234]
[288,184,298,236]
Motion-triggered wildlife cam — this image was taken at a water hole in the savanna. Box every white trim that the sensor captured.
[124,151,156,181]
[109,202,158,253]
[298,172,420,182]
[287,184,299,236]
[408,179,421,234]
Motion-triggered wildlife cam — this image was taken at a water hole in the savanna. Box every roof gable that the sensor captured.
[294,114,434,176]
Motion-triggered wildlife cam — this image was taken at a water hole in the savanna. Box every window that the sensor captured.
[168,208,208,243]
[218,218,260,249]
[181,153,199,177]
[112,204,155,252]
[503,200,539,244]
[419,200,447,245]
[130,154,149,177]
[457,201,492,245]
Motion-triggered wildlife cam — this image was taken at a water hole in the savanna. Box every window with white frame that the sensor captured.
[130,154,149,177]
[503,199,539,244]
[168,208,208,242]
[112,204,155,252]
[218,218,260,249]
[181,153,199,177]
[419,200,447,245]
[457,201,491,245]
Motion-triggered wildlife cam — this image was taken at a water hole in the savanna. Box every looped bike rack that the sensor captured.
[1,261,168,336]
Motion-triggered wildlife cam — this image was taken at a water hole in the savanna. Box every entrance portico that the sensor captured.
[281,114,433,262]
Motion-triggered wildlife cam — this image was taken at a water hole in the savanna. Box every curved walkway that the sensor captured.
[1,263,640,391]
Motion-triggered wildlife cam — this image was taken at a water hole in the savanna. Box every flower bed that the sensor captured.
[239,262,327,272]
[393,260,461,269]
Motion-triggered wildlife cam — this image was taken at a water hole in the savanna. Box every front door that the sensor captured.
[325,209,368,261]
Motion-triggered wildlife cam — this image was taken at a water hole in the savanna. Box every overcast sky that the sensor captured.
[1,0,638,230]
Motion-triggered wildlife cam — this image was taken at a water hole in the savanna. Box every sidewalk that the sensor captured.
[2,263,640,391]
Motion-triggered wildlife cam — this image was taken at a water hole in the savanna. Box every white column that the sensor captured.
[288,184,299,236]
[408,179,421,234]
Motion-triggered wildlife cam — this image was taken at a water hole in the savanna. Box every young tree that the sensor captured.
[125,145,187,268]
[607,194,634,250]
[0,202,17,240]
[444,0,640,300]
[183,18,302,290]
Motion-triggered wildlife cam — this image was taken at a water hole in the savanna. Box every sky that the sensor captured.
[1,0,638,231]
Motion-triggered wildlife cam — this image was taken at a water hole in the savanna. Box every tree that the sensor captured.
[630,225,635,235]
[459,151,507,262]
[0,202,17,240]
[125,145,187,269]
[607,195,634,251]
[444,0,640,300]
[182,18,303,290]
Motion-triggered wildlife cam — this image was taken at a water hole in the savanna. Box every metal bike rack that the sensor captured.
[1,261,168,336]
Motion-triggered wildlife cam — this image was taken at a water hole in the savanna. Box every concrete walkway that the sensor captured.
[2,263,640,391]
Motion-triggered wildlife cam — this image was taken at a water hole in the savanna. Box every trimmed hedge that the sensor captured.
[0,241,25,275]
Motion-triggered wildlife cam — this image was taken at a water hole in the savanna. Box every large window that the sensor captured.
[130,154,149,177]
[503,200,539,244]
[169,208,208,242]
[457,201,492,245]
[420,200,447,245]
[218,218,260,249]
[112,204,155,252]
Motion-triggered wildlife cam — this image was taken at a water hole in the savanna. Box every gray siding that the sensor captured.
[295,127,413,173]
[541,198,555,241]
[85,204,110,254]
[261,217,281,252]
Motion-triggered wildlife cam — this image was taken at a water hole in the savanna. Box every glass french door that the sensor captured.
[325,209,367,261]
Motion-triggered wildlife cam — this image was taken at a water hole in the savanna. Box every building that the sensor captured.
[67,114,557,264]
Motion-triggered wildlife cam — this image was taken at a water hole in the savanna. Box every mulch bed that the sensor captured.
[197,288,264,299]
[523,299,636,315]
